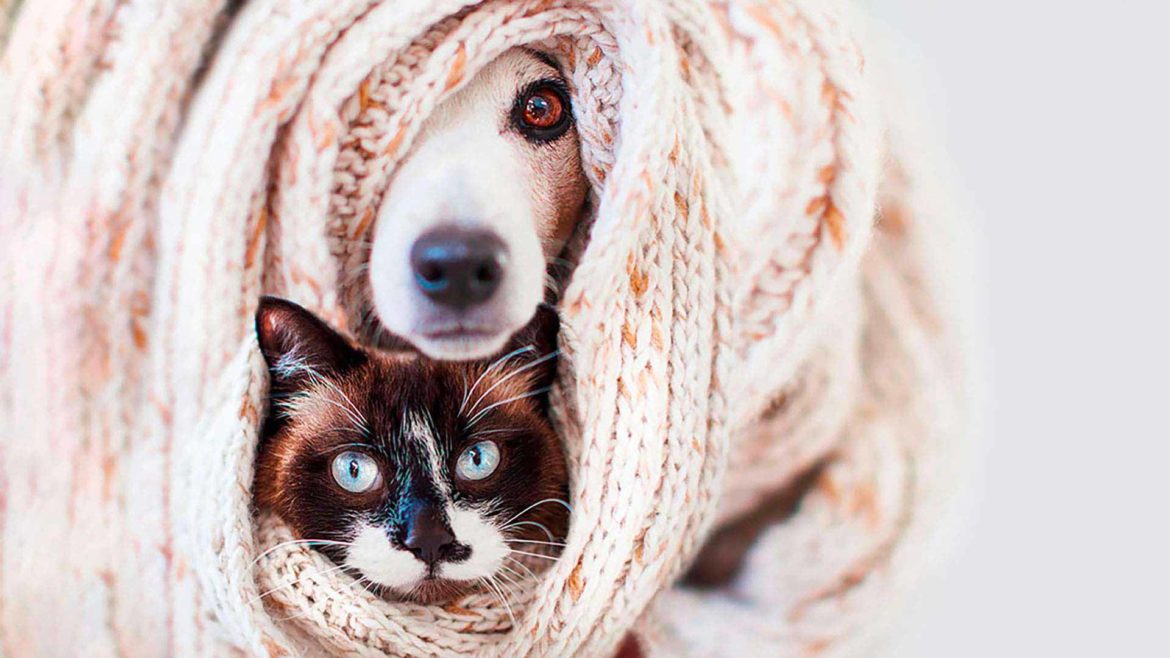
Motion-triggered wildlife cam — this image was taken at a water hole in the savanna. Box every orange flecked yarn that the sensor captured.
[0,1,965,656]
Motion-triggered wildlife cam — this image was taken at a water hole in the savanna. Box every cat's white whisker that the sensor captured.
[502,556,539,582]
[465,386,553,429]
[484,574,517,629]
[464,349,559,421]
[495,566,524,590]
[279,354,367,434]
[507,549,560,562]
[281,362,367,434]
[250,538,353,569]
[313,379,368,433]
[460,345,535,415]
[502,520,557,542]
[465,427,520,440]
[497,563,526,582]
[315,442,379,457]
[506,537,566,549]
[500,498,573,527]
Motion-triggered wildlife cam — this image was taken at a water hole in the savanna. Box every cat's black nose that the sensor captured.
[410,227,507,309]
[402,502,467,566]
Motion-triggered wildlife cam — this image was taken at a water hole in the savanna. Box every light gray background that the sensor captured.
[866,1,1170,656]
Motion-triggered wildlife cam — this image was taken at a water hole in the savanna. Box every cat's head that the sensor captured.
[254,297,568,603]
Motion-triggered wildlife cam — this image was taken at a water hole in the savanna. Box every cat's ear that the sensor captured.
[255,296,365,388]
[503,303,561,392]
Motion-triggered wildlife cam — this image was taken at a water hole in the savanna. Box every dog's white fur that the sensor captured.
[369,49,586,360]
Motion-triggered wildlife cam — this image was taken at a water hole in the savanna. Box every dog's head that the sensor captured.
[369,48,587,360]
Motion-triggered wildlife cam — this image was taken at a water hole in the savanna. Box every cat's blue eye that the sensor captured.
[456,440,501,481]
[331,451,382,493]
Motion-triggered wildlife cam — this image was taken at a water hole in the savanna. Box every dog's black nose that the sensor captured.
[410,227,507,309]
[401,502,465,566]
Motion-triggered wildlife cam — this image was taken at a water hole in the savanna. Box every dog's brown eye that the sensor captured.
[522,88,563,129]
[512,79,571,143]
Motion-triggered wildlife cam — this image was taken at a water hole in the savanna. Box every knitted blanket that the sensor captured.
[0,0,965,656]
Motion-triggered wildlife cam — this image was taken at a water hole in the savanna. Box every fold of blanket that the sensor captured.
[0,0,965,656]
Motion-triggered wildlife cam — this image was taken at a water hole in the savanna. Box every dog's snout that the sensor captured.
[410,227,507,309]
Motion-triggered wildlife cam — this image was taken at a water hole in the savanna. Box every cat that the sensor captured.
[254,297,569,604]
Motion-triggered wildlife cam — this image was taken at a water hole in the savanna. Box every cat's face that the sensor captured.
[254,298,568,603]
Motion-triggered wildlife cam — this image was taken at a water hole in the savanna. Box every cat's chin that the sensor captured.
[391,576,477,605]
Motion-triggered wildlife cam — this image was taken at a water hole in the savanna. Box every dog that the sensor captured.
[368,48,588,361]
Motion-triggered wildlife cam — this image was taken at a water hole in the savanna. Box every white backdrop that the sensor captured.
[867,1,1170,656]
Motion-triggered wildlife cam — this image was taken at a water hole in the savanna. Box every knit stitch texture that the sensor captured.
[0,0,965,656]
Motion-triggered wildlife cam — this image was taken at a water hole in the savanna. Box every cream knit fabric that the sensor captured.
[0,0,965,656]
